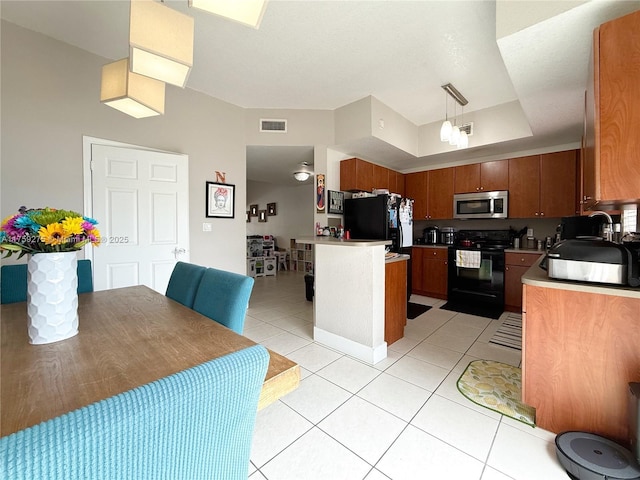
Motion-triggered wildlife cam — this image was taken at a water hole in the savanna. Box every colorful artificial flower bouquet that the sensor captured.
[0,206,101,259]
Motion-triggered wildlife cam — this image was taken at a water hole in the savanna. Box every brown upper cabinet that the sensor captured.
[454,160,508,194]
[404,168,454,220]
[508,151,578,219]
[405,171,428,219]
[340,158,373,192]
[583,10,640,209]
[340,158,404,195]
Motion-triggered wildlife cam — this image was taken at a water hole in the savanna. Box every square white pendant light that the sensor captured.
[189,0,268,29]
[101,58,165,118]
[129,0,194,88]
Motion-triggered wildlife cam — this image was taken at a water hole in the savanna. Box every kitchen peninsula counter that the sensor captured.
[522,255,640,299]
[520,257,640,445]
[298,237,393,364]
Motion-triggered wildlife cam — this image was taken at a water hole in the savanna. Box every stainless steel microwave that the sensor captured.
[453,190,508,219]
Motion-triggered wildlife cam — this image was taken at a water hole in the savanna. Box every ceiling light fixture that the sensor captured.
[293,162,313,182]
[129,0,195,88]
[100,58,165,118]
[457,106,469,149]
[189,0,268,28]
[439,92,452,142]
[293,171,310,182]
[439,83,469,149]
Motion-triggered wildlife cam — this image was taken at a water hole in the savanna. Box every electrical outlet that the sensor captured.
[202,223,212,232]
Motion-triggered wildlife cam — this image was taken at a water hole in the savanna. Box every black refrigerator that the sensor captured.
[344,195,413,301]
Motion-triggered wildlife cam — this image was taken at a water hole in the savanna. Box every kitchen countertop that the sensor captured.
[504,248,545,254]
[522,256,640,299]
[385,253,409,264]
[412,244,449,249]
[298,237,391,247]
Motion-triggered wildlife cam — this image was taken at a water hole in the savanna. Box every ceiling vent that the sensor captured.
[260,118,287,133]
[459,122,474,136]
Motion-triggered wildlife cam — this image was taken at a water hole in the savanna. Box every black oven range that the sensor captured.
[445,230,511,319]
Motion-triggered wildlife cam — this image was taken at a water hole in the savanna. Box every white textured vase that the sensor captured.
[27,252,79,345]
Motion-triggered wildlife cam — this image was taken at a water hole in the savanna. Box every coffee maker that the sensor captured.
[423,226,439,244]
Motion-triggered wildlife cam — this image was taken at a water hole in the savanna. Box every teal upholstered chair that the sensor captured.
[0,344,270,480]
[192,268,254,334]
[0,260,93,304]
[76,259,94,294]
[0,264,28,304]
[165,261,207,308]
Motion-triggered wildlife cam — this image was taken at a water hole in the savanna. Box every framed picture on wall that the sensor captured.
[328,190,344,215]
[249,204,258,216]
[316,173,326,213]
[258,210,267,222]
[206,181,235,218]
[267,202,277,216]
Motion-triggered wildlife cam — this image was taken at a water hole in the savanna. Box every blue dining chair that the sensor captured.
[1,260,94,304]
[192,268,254,334]
[0,264,28,304]
[0,344,270,480]
[165,261,207,308]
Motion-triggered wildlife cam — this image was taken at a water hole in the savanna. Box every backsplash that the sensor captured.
[412,217,561,244]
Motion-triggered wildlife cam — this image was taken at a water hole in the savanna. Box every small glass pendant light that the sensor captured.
[449,125,460,146]
[440,92,452,142]
[457,130,468,149]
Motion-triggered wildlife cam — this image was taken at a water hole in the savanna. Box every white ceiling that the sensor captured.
[2,0,639,185]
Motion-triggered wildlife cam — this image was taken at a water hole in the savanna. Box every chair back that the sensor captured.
[0,264,28,304]
[165,261,207,308]
[0,344,270,480]
[1,260,94,304]
[192,268,254,334]
[77,259,94,294]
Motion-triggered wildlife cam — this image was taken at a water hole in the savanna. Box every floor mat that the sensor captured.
[407,302,431,320]
[440,302,502,319]
[457,359,536,427]
[489,313,522,350]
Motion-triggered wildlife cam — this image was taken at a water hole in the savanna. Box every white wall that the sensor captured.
[246,180,314,249]
[1,21,248,273]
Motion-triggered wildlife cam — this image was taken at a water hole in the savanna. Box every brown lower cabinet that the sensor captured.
[411,247,448,299]
[385,258,407,345]
[522,283,640,445]
[504,251,542,312]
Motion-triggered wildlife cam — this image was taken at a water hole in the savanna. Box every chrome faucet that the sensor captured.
[589,211,614,242]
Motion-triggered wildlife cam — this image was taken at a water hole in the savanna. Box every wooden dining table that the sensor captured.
[0,285,300,438]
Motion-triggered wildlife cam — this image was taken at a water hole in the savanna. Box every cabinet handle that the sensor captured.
[433,251,437,256]
[521,258,525,262]
[480,187,484,191]
[506,266,510,271]
[540,212,545,216]
[535,212,539,216]
[583,195,592,201]
[476,187,480,191]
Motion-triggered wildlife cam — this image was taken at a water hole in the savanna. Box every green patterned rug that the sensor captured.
[457,359,536,427]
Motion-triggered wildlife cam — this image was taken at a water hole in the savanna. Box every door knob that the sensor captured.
[172,247,186,259]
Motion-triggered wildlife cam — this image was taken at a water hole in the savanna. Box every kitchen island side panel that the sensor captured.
[313,243,386,363]
[523,284,640,445]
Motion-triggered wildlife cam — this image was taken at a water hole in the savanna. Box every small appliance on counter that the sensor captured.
[423,226,440,245]
[440,227,456,245]
[544,238,640,287]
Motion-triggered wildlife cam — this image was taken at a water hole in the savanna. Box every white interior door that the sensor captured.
[90,144,189,293]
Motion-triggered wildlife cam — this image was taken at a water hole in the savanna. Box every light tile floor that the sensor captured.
[245,271,568,480]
